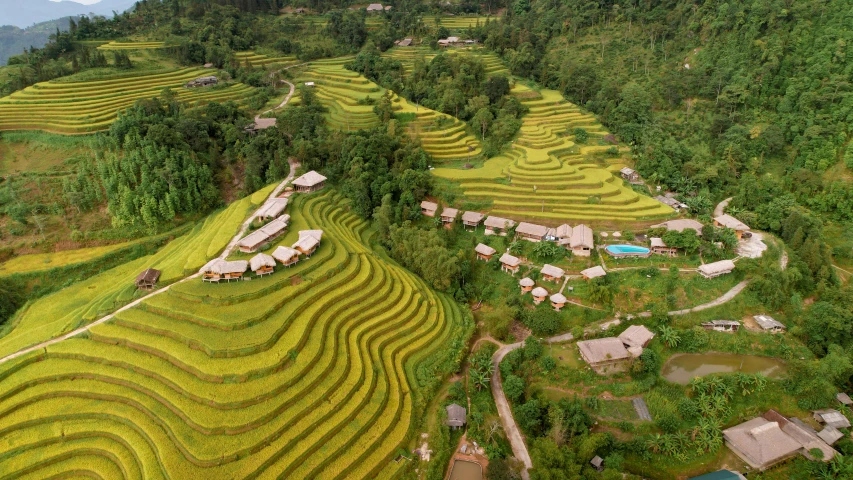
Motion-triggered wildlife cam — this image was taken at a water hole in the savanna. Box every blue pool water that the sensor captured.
[605,244,651,255]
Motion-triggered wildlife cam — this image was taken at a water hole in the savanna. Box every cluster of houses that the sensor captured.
[437,36,478,47]
[366,3,392,12]
[700,314,786,334]
[185,76,217,88]
[516,267,569,310]
[576,325,655,374]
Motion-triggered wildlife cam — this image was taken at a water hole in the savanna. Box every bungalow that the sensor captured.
[293,171,327,193]
[701,320,741,333]
[650,237,678,256]
[462,211,485,229]
[293,230,323,256]
[723,410,836,471]
[135,268,161,290]
[817,426,844,446]
[813,409,851,429]
[446,403,467,429]
[199,259,249,282]
[550,293,567,311]
[620,167,640,182]
[568,224,594,256]
[440,207,459,224]
[618,325,655,349]
[714,214,750,239]
[519,277,534,293]
[499,252,521,274]
[485,216,516,236]
[475,243,496,261]
[531,287,548,304]
[540,264,564,282]
[421,201,438,217]
[515,222,549,242]
[255,197,288,221]
[581,265,606,280]
[250,253,276,276]
[272,246,300,267]
[577,337,632,374]
[366,3,384,12]
[185,76,217,88]
[754,315,786,333]
[555,224,572,241]
[237,215,290,253]
[698,259,735,279]
[651,219,703,235]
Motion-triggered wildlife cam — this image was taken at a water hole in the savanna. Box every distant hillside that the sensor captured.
[0,0,136,29]
[0,18,73,66]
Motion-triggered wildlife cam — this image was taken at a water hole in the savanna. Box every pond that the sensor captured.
[662,353,787,385]
[449,459,483,480]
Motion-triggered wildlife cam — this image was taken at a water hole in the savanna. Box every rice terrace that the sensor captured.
[1,1,853,480]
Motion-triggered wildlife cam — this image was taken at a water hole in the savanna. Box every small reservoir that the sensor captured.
[662,353,787,385]
[605,244,651,257]
[448,459,483,480]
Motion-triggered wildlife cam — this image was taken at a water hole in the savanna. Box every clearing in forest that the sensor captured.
[0,191,467,479]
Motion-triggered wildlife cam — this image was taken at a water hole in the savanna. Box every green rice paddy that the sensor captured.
[233,51,300,67]
[0,191,467,479]
[97,41,167,50]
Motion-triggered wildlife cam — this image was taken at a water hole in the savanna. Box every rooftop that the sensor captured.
[698,259,735,276]
[577,337,631,364]
[581,265,606,278]
[541,264,564,278]
[484,216,515,229]
[293,170,327,187]
[499,252,520,267]
[519,277,534,287]
[550,293,567,304]
[462,211,484,223]
[475,243,496,256]
[531,287,549,297]
[516,222,549,237]
[249,253,276,271]
[570,224,594,248]
[618,325,655,348]
[651,218,703,234]
[441,207,459,218]
[256,197,288,219]
[715,214,750,231]
[754,314,786,330]
[135,268,161,284]
[272,246,299,262]
[421,200,438,211]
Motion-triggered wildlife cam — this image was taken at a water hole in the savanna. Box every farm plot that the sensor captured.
[0,191,468,479]
[422,15,498,29]
[0,68,254,134]
[233,51,299,67]
[97,41,166,50]
[432,87,674,222]
[383,46,507,76]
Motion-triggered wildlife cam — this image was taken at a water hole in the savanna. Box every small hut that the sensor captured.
[714,215,750,239]
[499,253,521,274]
[698,260,735,279]
[701,320,741,333]
[272,246,300,267]
[813,409,851,429]
[515,222,549,242]
[135,268,161,290]
[475,243,496,261]
[446,403,467,429]
[619,167,639,182]
[753,315,786,333]
[440,207,458,224]
[250,253,276,276]
[581,265,607,280]
[292,171,327,193]
[256,198,288,221]
[618,325,655,349]
[550,293,567,311]
[462,211,485,229]
[484,216,516,236]
[200,259,248,282]
[531,287,548,304]
[650,237,678,256]
[590,456,604,472]
[293,230,323,256]
[541,264,565,282]
[519,277,534,293]
[420,201,438,217]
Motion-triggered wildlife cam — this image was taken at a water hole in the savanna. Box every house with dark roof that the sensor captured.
[135,268,161,290]
[446,403,466,429]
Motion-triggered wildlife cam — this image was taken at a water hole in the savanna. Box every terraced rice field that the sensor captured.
[234,51,300,67]
[432,87,674,222]
[97,41,167,50]
[0,191,468,479]
[382,46,507,76]
[0,68,254,134]
[423,15,498,29]
[0,241,139,277]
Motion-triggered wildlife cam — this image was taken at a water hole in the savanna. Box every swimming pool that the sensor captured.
[605,244,651,257]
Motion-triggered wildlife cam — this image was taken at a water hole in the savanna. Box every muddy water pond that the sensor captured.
[448,460,483,480]
[662,353,787,385]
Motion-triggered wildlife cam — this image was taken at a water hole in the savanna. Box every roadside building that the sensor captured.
[255,197,288,221]
[185,76,217,88]
[618,325,655,349]
[446,403,467,429]
[550,293,567,311]
[519,277,534,293]
[475,243,496,261]
[440,207,458,224]
[199,259,249,282]
[462,211,484,229]
[531,287,548,304]
[135,268,161,290]
[292,171,327,193]
[701,320,741,333]
[499,252,521,274]
[581,265,606,280]
[651,219,704,235]
[714,214,751,239]
[515,222,549,242]
[568,224,594,256]
[250,253,276,276]
[237,215,290,253]
[484,216,516,236]
[698,259,735,278]
[619,167,640,182]
[577,337,632,374]
[540,264,565,282]
[272,246,300,267]
[813,409,851,429]
[754,315,786,333]
[420,201,438,217]
[650,237,678,256]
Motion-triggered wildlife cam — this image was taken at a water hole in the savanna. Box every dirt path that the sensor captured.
[666,279,750,315]
[491,340,532,479]
[0,161,298,367]
[255,80,295,122]
[714,197,733,217]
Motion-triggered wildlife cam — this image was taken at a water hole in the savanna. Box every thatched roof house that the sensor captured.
[250,253,276,276]
[569,224,594,256]
[837,393,853,406]
[446,403,467,429]
[516,222,548,241]
[293,171,327,192]
[519,277,534,293]
[540,264,564,282]
[475,243,496,261]
[237,215,290,253]
[200,259,249,282]
[256,197,288,221]
[484,216,515,235]
[577,337,631,374]
[462,211,484,228]
[293,230,323,256]
[698,259,735,278]
[531,287,548,304]
[272,246,300,266]
[135,268,161,290]
[651,219,703,234]
[581,265,606,280]
[440,207,458,223]
[618,325,655,348]
[714,214,750,232]
[420,201,438,217]
[650,237,678,256]
[499,252,521,274]
[366,3,384,11]
[555,224,572,239]
[550,293,567,310]
[813,409,851,429]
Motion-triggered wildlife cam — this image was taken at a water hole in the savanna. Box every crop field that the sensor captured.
[0,68,254,134]
[233,51,300,67]
[382,46,507,76]
[0,191,467,479]
[0,241,137,277]
[422,15,498,29]
[0,192,261,360]
[97,41,167,50]
[432,87,674,222]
